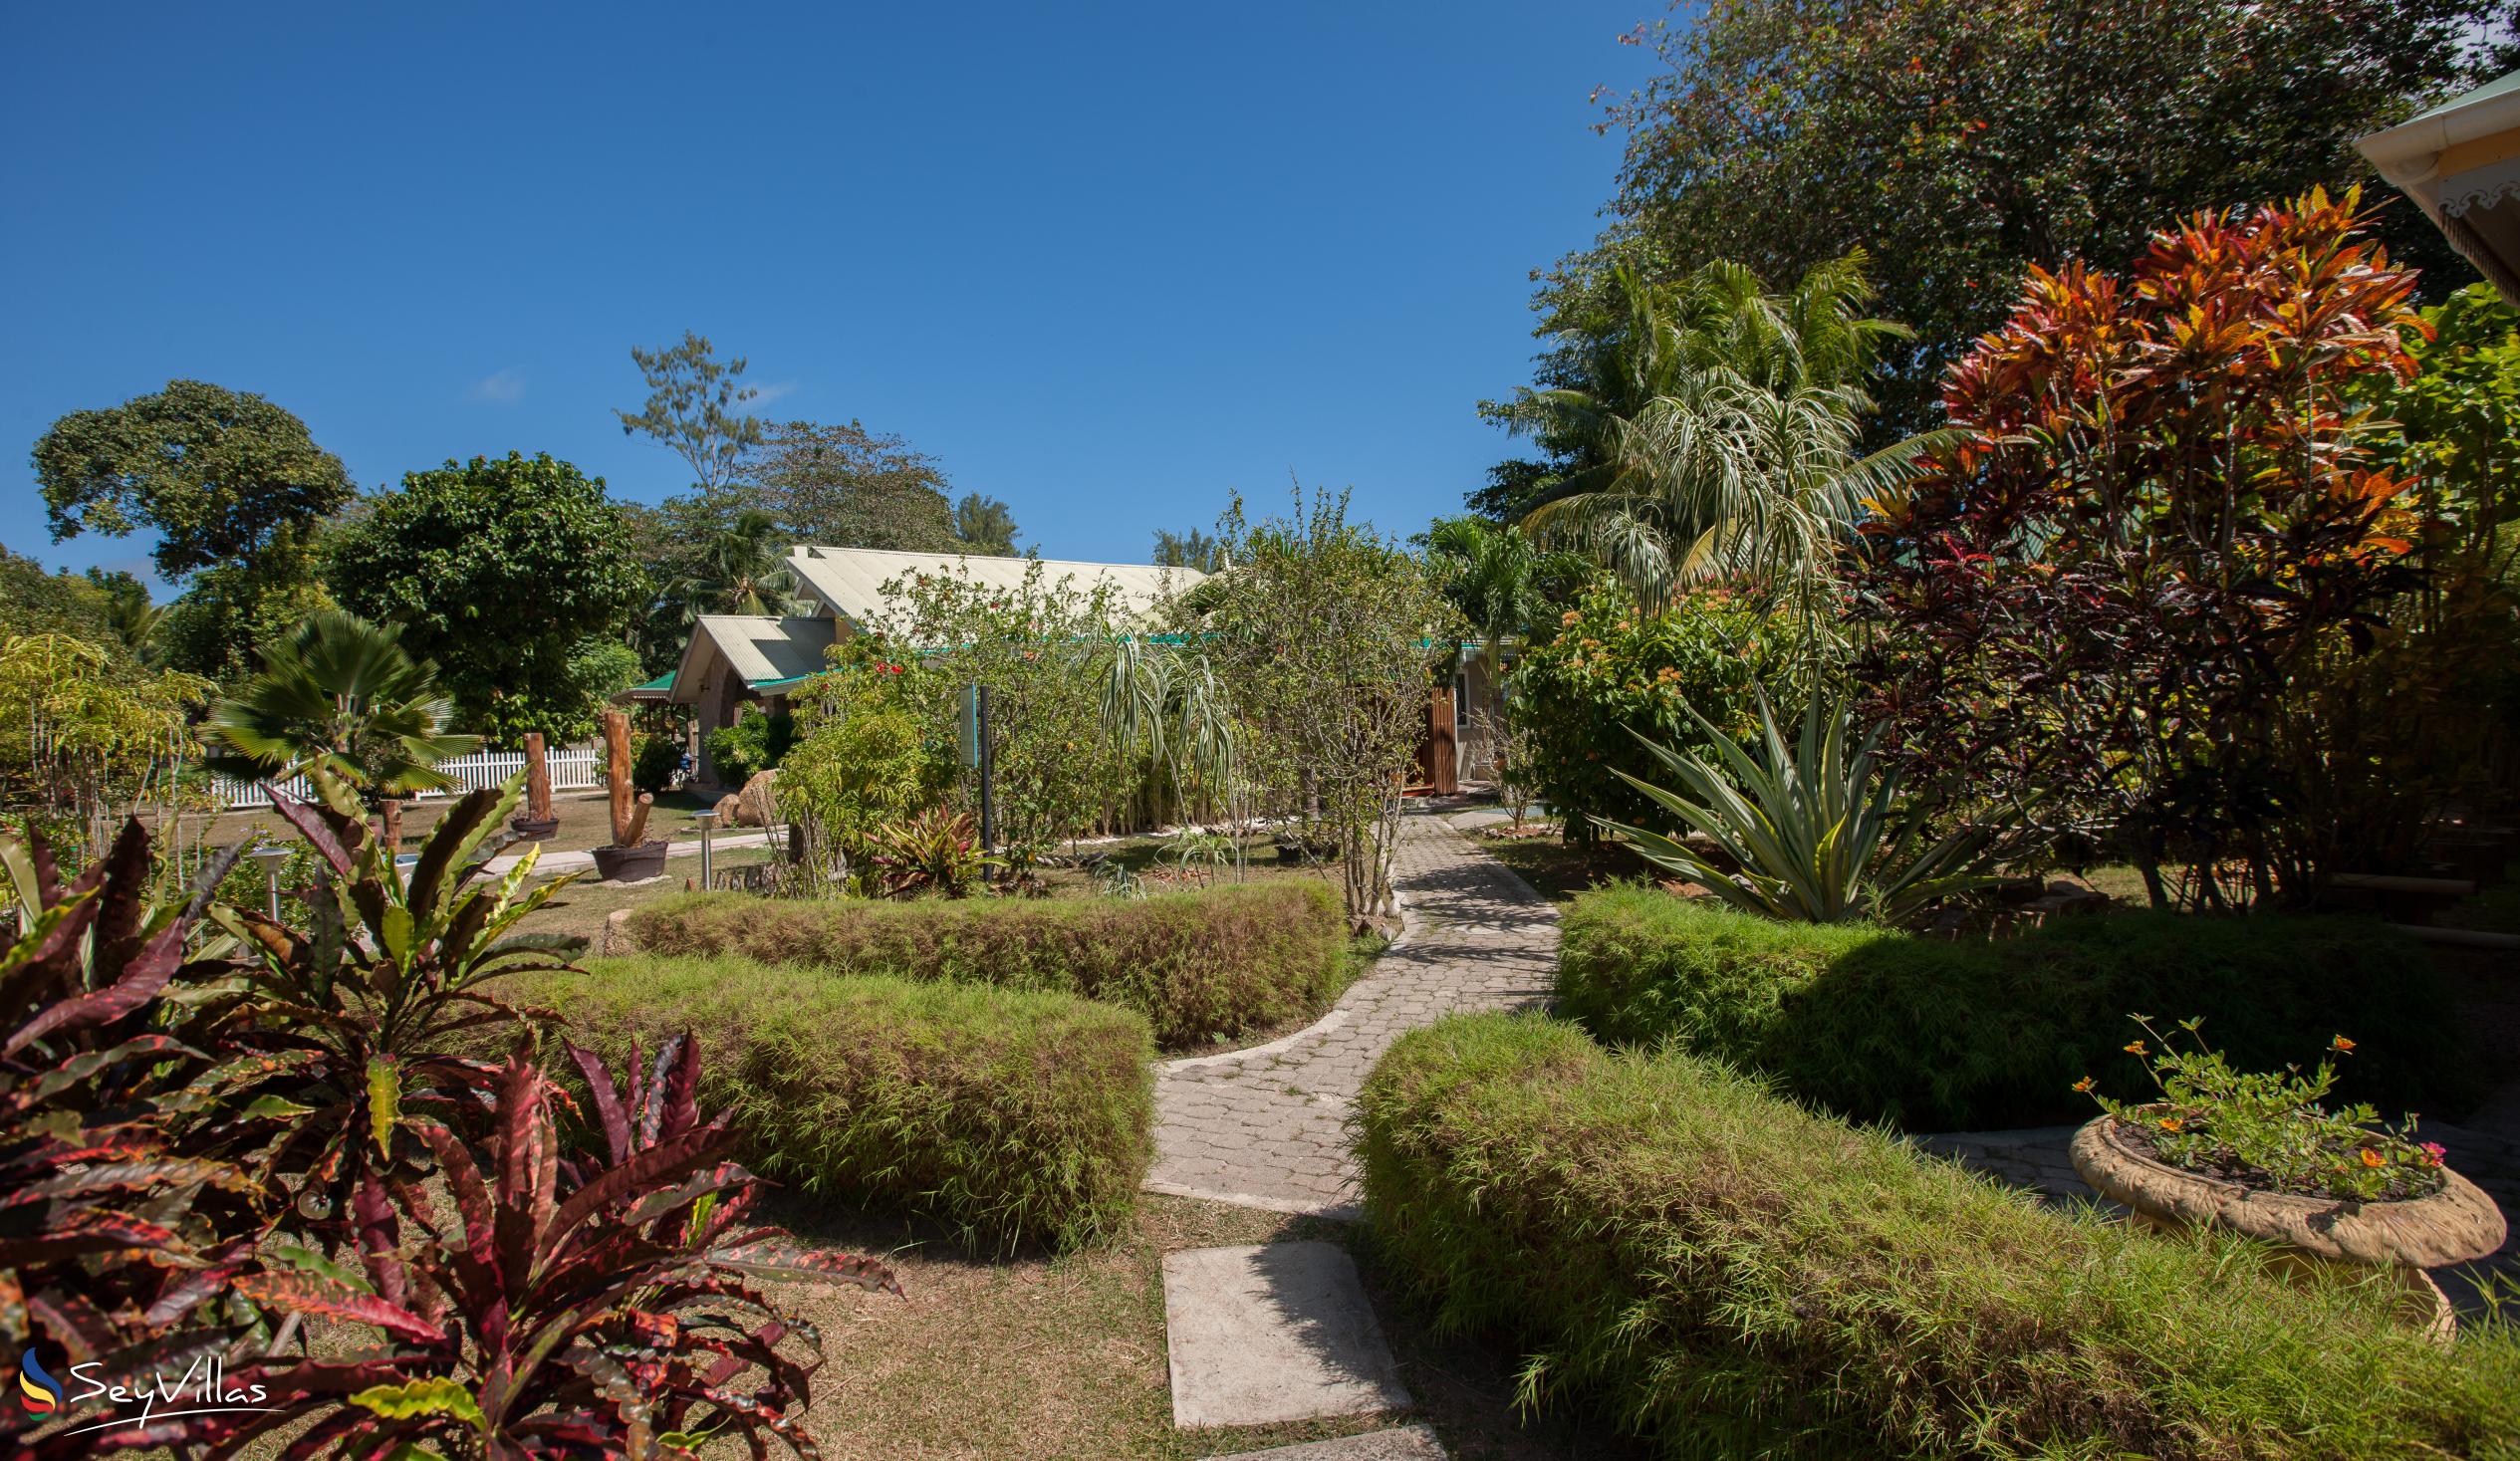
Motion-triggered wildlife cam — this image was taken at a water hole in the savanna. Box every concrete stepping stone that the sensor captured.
[1164,1242,1410,1429]
[1201,1424,1449,1460]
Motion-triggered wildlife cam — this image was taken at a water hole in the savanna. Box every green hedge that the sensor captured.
[1357,1013,2520,1459]
[1555,886,2473,1129]
[626,880,1346,1049]
[539,955,1152,1253]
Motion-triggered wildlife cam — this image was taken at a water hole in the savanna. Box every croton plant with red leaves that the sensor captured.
[1853,186,2430,910]
[2,768,899,1460]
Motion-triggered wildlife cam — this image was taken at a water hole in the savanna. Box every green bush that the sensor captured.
[1357,1013,2520,1459]
[706,705,793,786]
[536,955,1152,1252]
[1555,886,2473,1129]
[630,731,682,794]
[1510,582,1800,842]
[625,879,1346,1049]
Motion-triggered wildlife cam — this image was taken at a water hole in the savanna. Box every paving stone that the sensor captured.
[1164,1243,1411,1429]
[1147,813,1556,1215]
[1201,1423,1449,1460]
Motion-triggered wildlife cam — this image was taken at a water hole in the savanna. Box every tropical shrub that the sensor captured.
[1357,1013,2520,1459]
[1553,887,2468,1129]
[211,1043,900,1459]
[0,823,261,1461]
[779,645,954,861]
[0,630,212,872]
[866,807,996,898]
[1189,489,1461,918]
[1509,580,1797,840]
[706,703,794,786]
[537,955,1155,1251]
[1856,189,2431,908]
[1599,690,1997,922]
[627,879,1346,1048]
[630,728,683,794]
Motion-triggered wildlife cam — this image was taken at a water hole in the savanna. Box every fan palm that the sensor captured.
[1422,517,1583,670]
[207,610,478,800]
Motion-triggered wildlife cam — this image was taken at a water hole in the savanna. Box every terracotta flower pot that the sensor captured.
[590,840,669,883]
[2070,1115,2506,1337]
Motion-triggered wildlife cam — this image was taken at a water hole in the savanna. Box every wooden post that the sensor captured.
[1430,686,1459,797]
[378,798,404,858]
[604,709,651,847]
[524,731,553,823]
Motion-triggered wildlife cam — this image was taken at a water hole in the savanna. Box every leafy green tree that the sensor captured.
[154,560,337,684]
[327,453,647,743]
[83,568,160,656]
[206,609,478,800]
[615,332,765,493]
[741,418,964,551]
[1562,0,2499,432]
[952,492,1021,556]
[31,379,353,579]
[0,547,127,648]
[1151,527,1225,573]
[676,507,796,616]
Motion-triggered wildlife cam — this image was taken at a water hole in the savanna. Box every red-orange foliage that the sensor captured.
[1855,188,2431,908]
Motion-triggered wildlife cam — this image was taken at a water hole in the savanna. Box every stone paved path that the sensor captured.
[1145,812,1557,1217]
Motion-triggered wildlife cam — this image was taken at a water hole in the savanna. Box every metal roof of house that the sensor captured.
[782,546,1203,633]
[668,614,838,702]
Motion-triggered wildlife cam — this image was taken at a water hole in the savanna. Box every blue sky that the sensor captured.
[0,2,1660,594]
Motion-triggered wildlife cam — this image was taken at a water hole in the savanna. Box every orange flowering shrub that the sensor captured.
[1855,188,2428,907]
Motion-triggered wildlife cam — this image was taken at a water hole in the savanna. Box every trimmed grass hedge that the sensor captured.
[1556,887,2473,1129]
[1357,1013,2520,1460]
[538,955,1153,1253]
[626,881,1345,1049]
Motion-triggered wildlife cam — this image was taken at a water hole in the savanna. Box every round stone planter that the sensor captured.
[590,840,669,883]
[2070,1114,2506,1338]
[507,815,561,842]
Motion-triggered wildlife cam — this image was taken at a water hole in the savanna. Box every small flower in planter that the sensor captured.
[2078,1014,2444,1203]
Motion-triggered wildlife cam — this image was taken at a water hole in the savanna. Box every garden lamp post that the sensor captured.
[248,843,292,921]
[694,811,715,891]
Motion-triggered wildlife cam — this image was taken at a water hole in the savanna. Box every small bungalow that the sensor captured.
[2359,69,2520,305]
[662,546,1204,788]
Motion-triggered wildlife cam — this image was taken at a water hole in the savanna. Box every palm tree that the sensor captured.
[1516,254,1947,649]
[677,508,796,617]
[207,610,478,800]
[1422,517,1581,670]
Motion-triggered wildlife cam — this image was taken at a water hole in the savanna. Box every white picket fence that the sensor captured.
[207,746,605,811]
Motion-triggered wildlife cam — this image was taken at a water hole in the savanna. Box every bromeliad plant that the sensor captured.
[188,766,582,1250]
[865,808,999,899]
[2078,1016,2446,1204]
[1598,690,2000,923]
[203,1039,902,1459]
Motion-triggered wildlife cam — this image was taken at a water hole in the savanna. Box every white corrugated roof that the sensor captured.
[670,614,837,699]
[784,546,1203,634]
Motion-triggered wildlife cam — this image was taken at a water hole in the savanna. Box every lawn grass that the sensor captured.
[173,786,728,857]
[750,1191,1652,1461]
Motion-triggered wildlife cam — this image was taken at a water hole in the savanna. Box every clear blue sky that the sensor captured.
[0,2,1660,594]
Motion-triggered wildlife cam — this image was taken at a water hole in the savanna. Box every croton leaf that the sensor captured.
[349,1376,485,1427]
[714,1239,904,1298]
[368,1055,402,1156]
[231,1271,445,1345]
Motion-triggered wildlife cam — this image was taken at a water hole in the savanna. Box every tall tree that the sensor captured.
[30,379,354,579]
[1560,0,2501,432]
[616,332,766,494]
[1421,517,1588,666]
[741,419,963,551]
[327,453,648,743]
[677,507,797,616]
[951,493,1021,556]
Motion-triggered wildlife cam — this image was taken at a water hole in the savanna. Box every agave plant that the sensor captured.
[1597,691,1999,923]
[866,808,1000,899]
[202,1040,901,1459]
[186,766,583,1249]
[0,822,267,1458]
